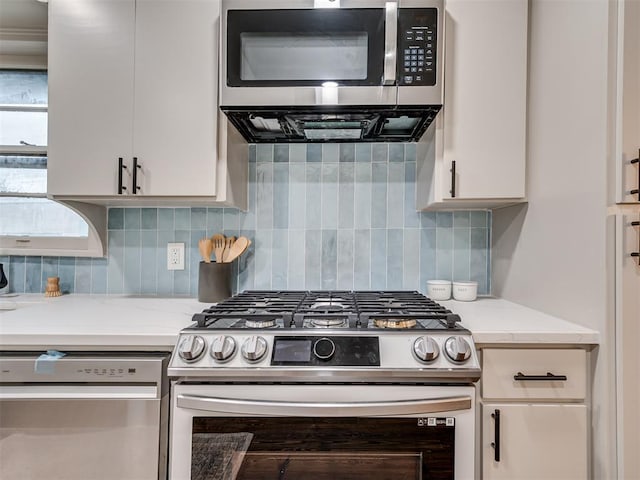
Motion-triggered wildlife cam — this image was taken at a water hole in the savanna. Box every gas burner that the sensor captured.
[310,317,348,328]
[310,302,346,313]
[245,318,278,329]
[372,318,417,329]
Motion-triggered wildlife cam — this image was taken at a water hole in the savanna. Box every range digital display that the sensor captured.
[273,339,312,362]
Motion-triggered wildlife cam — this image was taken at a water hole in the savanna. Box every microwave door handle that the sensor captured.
[177,394,471,416]
[383,2,398,85]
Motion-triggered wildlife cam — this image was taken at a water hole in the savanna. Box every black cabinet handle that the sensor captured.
[490,409,500,462]
[450,160,456,198]
[132,157,141,194]
[631,220,640,265]
[118,157,127,194]
[631,149,639,200]
[514,372,567,381]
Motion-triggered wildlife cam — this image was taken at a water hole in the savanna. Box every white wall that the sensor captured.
[491,0,616,477]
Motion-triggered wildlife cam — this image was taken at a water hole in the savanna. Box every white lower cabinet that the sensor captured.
[481,403,587,480]
[480,348,589,479]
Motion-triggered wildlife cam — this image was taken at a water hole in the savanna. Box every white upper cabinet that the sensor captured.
[47,0,244,205]
[615,0,640,204]
[417,0,528,210]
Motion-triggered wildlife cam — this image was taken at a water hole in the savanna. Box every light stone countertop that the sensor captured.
[0,294,599,351]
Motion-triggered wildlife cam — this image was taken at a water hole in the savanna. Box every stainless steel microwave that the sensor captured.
[220,0,444,143]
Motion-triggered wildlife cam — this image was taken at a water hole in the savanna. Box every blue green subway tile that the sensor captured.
[0,256,9,266]
[91,258,108,294]
[257,144,273,163]
[321,163,338,229]
[274,144,289,163]
[223,208,240,232]
[174,208,191,230]
[322,143,340,163]
[141,208,158,230]
[453,227,471,281]
[421,211,437,228]
[355,144,372,163]
[191,208,206,230]
[257,162,274,229]
[354,163,372,229]
[304,230,322,290]
[240,163,257,231]
[470,227,489,250]
[158,208,174,230]
[273,163,290,229]
[24,256,42,293]
[74,258,92,294]
[173,230,191,296]
[286,229,305,289]
[404,162,420,228]
[454,211,470,228]
[372,143,388,163]
[42,256,59,290]
[123,230,141,294]
[339,144,355,162]
[237,229,256,291]
[8,256,25,293]
[124,208,141,230]
[386,162,404,228]
[419,228,437,290]
[386,229,403,289]
[338,163,355,229]
[58,257,75,294]
[336,229,355,290]
[156,230,175,296]
[435,228,453,280]
[288,163,306,229]
[370,229,387,290]
[470,246,489,295]
[389,144,404,162]
[403,229,420,289]
[405,143,417,162]
[271,229,289,289]
[108,208,124,230]
[249,144,257,163]
[305,163,322,229]
[289,144,306,163]
[306,144,322,163]
[436,211,453,228]
[254,229,273,289]
[140,230,158,295]
[353,229,371,289]
[321,229,338,290]
[206,208,224,234]
[470,210,489,228]
[371,162,388,229]
[107,230,125,294]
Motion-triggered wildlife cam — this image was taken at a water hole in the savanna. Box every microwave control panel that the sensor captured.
[397,8,438,86]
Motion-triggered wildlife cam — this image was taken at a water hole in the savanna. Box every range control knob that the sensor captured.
[241,336,268,362]
[210,335,236,362]
[177,335,206,362]
[313,337,336,360]
[444,336,472,363]
[413,336,440,363]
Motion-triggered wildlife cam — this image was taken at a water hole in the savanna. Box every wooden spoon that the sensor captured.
[222,236,236,262]
[223,236,250,263]
[211,233,225,263]
[198,238,213,263]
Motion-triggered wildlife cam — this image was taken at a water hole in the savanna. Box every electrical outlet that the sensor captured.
[167,242,185,270]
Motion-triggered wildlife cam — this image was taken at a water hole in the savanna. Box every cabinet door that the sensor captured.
[48,0,135,196]
[616,0,640,204]
[132,0,219,197]
[616,214,640,479]
[482,403,587,480]
[441,0,527,200]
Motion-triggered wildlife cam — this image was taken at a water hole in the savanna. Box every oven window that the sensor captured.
[191,417,454,480]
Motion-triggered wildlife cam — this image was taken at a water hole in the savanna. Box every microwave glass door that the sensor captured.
[227,9,385,86]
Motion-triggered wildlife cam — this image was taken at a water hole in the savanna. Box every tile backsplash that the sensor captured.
[2,143,491,296]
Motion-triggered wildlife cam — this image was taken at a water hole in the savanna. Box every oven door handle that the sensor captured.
[177,394,472,416]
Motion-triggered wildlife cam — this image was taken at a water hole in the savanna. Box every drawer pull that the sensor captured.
[490,409,500,462]
[514,372,567,381]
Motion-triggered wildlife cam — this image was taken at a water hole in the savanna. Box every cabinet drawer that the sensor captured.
[482,349,586,400]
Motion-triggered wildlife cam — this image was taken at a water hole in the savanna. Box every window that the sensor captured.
[0,69,102,256]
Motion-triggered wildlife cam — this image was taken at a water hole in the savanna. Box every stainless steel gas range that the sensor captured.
[168,291,480,480]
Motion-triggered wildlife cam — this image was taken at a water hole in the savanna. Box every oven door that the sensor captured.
[221,0,397,106]
[170,384,475,480]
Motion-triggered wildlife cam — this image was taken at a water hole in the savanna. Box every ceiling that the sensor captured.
[0,0,48,31]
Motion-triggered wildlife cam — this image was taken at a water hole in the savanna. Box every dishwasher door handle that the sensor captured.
[177,394,472,416]
[0,385,159,400]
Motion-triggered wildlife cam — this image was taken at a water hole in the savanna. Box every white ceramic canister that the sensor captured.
[426,280,452,300]
[452,281,478,301]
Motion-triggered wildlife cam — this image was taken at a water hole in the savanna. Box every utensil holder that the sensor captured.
[198,262,232,303]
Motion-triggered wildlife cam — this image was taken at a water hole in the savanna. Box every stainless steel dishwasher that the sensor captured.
[0,352,169,480]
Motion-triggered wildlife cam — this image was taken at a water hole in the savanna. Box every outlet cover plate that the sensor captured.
[167,242,185,270]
